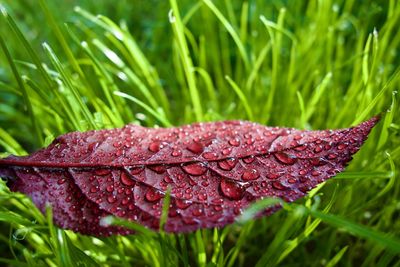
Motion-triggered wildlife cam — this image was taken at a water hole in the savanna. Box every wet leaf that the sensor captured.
[0,117,379,235]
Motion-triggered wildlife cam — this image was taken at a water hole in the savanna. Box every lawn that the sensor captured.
[0,0,399,266]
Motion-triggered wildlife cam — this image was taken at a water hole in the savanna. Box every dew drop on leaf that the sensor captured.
[182,162,207,176]
[220,179,245,200]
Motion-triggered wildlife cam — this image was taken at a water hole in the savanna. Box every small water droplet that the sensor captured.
[148,141,163,152]
[242,156,255,164]
[57,178,66,185]
[221,147,232,155]
[241,168,260,181]
[299,169,307,175]
[148,164,166,174]
[90,186,98,193]
[192,208,204,217]
[272,181,289,191]
[106,185,114,192]
[311,170,320,176]
[129,166,144,174]
[337,144,347,150]
[163,175,173,183]
[171,149,182,157]
[220,179,245,200]
[176,199,191,209]
[202,151,218,160]
[274,152,297,165]
[182,162,207,176]
[228,138,240,147]
[327,153,337,159]
[187,142,204,154]
[107,195,117,203]
[217,157,238,171]
[145,188,163,202]
[314,146,322,153]
[197,191,208,201]
[120,171,135,186]
[94,169,111,176]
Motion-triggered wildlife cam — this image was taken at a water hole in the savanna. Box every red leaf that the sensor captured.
[0,117,379,235]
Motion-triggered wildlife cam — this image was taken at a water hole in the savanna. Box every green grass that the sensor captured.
[0,0,399,266]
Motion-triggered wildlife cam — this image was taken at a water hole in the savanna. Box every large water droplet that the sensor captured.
[241,168,260,181]
[145,188,163,202]
[274,152,297,165]
[186,142,204,154]
[217,157,238,171]
[220,179,245,200]
[182,162,207,176]
[120,171,135,186]
[107,195,117,203]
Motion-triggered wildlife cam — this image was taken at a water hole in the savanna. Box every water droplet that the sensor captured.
[121,197,130,205]
[148,141,162,152]
[175,199,191,209]
[106,185,114,192]
[267,173,281,180]
[241,168,260,181]
[337,144,347,150]
[107,195,117,203]
[202,151,218,160]
[274,152,297,165]
[129,166,144,174]
[220,179,245,200]
[57,178,66,185]
[299,169,307,175]
[171,149,182,157]
[94,169,111,176]
[314,146,322,153]
[327,153,337,159]
[288,178,297,184]
[90,186,98,193]
[228,138,240,147]
[187,142,204,154]
[221,147,232,155]
[242,156,255,164]
[311,170,320,176]
[182,162,207,176]
[163,175,173,183]
[148,164,166,174]
[145,188,163,202]
[272,181,289,191]
[192,208,204,217]
[197,191,208,201]
[217,157,238,171]
[120,171,135,186]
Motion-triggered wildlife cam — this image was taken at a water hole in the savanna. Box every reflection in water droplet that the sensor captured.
[220,179,245,200]
[274,152,297,165]
[120,171,135,186]
[187,142,204,154]
[182,162,207,176]
[241,168,260,181]
[217,157,238,171]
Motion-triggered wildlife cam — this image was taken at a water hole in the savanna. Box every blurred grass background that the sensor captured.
[0,0,399,266]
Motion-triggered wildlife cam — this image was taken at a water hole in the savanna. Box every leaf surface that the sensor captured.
[0,117,379,235]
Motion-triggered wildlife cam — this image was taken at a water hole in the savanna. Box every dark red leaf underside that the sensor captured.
[0,117,379,236]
